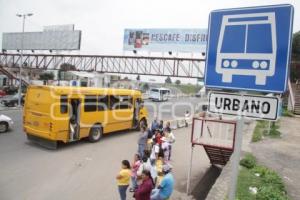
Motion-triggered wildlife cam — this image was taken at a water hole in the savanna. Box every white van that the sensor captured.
[149,88,170,101]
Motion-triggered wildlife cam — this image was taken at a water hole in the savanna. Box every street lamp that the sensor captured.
[16,13,33,107]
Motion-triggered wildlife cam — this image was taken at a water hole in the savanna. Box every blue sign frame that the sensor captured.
[204,4,294,93]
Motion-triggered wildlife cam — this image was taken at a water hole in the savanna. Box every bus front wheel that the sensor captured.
[88,125,103,142]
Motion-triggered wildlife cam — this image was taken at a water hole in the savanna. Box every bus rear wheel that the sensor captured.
[88,125,102,142]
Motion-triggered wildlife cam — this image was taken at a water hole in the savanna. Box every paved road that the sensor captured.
[0,97,210,200]
[145,97,207,121]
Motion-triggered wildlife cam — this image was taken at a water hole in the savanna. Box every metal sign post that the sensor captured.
[186,144,194,194]
[228,115,244,200]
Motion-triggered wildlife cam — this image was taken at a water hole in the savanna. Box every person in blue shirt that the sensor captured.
[151,118,159,133]
[150,164,174,200]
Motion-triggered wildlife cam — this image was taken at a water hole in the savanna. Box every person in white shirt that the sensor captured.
[164,130,175,160]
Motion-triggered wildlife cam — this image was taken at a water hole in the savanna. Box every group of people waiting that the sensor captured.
[116,118,176,200]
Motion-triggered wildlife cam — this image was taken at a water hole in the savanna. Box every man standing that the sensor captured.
[138,126,148,158]
[151,118,159,133]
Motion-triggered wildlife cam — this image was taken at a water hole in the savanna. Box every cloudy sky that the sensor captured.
[0,0,299,83]
[0,0,299,55]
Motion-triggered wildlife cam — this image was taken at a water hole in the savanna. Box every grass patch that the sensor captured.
[269,128,281,138]
[169,84,202,94]
[252,121,281,142]
[252,123,264,142]
[281,107,294,117]
[236,154,289,200]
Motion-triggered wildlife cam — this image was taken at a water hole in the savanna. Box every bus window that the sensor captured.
[151,89,159,92]
[247,24,272,53]
[84,95,97,112]
[110,95,119,110]
[60,95,68,114]
[221,25,246,53]
[98,95,109,111]
[119,96,132,109]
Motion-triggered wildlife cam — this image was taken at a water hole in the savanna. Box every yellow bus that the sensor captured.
[23,86,148,149]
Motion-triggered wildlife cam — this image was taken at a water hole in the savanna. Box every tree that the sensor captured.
[165,76,172,84]
[142,83,149,91]
[290,31,300,82]
[39,72,54,85]
[60,63,76,71]
[58,63,76,85]
[175,80,181,85]
[292,31,300,58]
[136,75,140,81]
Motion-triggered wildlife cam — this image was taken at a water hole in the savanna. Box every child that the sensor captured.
[130,154,141,192]
[116,160,131,200]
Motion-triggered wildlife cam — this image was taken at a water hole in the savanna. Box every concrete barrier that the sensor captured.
[177,119,186,128]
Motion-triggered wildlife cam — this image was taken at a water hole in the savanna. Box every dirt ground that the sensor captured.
[251,116,300,200]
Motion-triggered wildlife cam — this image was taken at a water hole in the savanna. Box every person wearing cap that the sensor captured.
[150,164,174,200]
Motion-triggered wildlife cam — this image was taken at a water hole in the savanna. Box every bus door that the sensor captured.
[69,98,81,141]
[133,98,141,128]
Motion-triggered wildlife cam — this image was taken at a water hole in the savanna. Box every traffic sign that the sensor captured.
[204,4,294,93]
[208,92,280,120]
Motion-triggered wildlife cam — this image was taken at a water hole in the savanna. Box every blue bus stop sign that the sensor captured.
[204,4,294,93]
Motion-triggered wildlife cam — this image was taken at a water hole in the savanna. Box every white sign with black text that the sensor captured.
[208,92,280,120]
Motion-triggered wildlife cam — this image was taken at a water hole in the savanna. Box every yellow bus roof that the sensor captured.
[28,85,142,96]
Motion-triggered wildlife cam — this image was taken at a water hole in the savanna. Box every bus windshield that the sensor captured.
[221,24,273,54]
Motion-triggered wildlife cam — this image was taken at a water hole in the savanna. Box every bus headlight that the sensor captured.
[223,60,230,68]
[231,60,238,68]
[252,61,260,68]
[260,61,268,69]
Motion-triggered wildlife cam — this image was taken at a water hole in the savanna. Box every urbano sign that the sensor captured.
[208,92,280,120]
[204,4,294,93]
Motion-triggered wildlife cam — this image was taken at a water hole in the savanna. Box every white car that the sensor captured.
[0,114,13,133]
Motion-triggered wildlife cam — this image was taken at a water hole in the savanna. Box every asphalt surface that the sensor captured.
[145,97,207,121]
[0,97,210,200]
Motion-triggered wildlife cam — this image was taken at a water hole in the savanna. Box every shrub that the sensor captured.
[252,125,263,142]
[262,170,285,192]
[269,128,281,137]
[257,120,268,128]
[282,108,294,117]
[240,153,256,169]
[251,165,268,177]
[257,185,288,200]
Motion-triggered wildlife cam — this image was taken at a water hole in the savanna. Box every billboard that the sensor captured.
[123,28,207,52]
[2,30,81,50]
[43,24,75,32]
